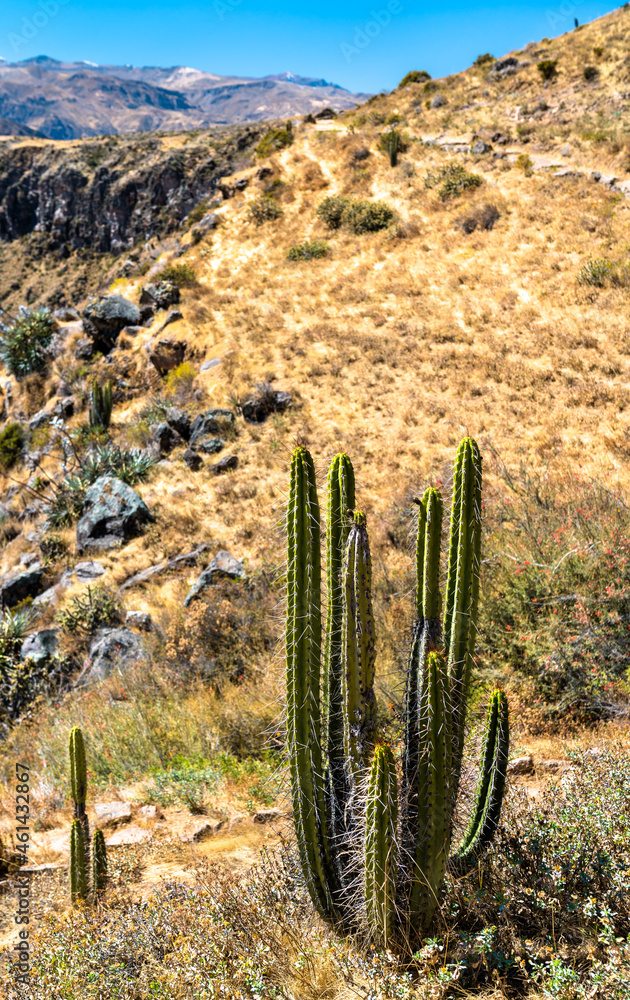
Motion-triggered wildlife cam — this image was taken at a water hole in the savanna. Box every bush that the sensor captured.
[255,127,293,158]
[516,152,533,173]
[577,257,628,288]
[286,239,330,261]
[538,58,558,81]
[316,195,350,230]
[377,129,410,157]
[316,195,396,233]
[398,70,431,88]
[474,53,495,67]
[165,361,197,395]
[457,202,500,233]
[583,65,598,81]
[0,607,71,727]
[153,262,198,287]
[56,585,122,635]
[0,307,55,379]
[0,422,24,470]
[248,195,283,226]
[424,161,483,199]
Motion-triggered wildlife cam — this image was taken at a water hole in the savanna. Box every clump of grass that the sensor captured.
[248,195,283,225]
[0,422,24,470]
[165,361,197,395]
[516,152,533,174]
[255,126,293,158]
[577,257,628,288]
[424,161,483,199]
[0,307,55,379]
[316,195,396,233]
[286,239,330,261]
[153,262,198,287]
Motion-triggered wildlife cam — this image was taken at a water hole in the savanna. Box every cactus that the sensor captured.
[92,829,108,896]
[69,726,89,846]
[88,378,113,430]
[388,130,400,168]
[285,439,509,949]
[70,819,87,903]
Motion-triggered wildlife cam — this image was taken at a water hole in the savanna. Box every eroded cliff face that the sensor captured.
[0,125,263,253]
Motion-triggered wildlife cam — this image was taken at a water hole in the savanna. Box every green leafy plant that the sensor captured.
[0,422,24,470]
[0,307,55,379]
[285,439,509,950]
[538,59,558,81]
[57,585,122,635]
[248,195,283,226]
[255,127,294,158]
[153,262,198,287]
[424,162,483,199]
[286,239,330,261]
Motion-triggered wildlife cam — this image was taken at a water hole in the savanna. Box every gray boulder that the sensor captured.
[471,140,491,155]
[431,94,446,108]
[184,551,245,607]
[74,560,106,582]
[0,562,46,609]
[190,409,234,445]
[183,449,202,470]
[210,454,238,474]
[85,627,148,682]
[125,610,153,631]
[165,407,191,440]
[82,295,141,353]
[146,336,187,375]
[153,422,182,454]
[76,476,154,554]
[20,629,59,665]
[140,281,180,310]
[53,307,80,322]
[197,437,225,455]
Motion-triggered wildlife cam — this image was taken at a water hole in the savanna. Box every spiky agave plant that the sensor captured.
[286,438,509,948]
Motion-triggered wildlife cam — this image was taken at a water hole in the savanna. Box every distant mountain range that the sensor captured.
[0,56,370,139]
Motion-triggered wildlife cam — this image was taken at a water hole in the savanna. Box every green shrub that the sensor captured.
[0,423,24,470]
[153,262,198,287]
[0,607,71,724]
[316,195,396,233]
[577,257,628,288]
[57,585,122,635]
[474,53,495,67]
[165,361,197,395]
[0,307,55,379]
[424,161,483,199]
[255,128,294,158]
[187,199,211,226]
[538,58,558,81]
[583,65,598,81]
[286,239,330,261]
[516,152,533,173]
[377,129,410,158]
[397,70,431,88]
[316,195,350,230]
[248,195,283,226]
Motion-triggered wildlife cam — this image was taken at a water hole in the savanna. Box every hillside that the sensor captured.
[1,8,630,998]
[0,56,369,139]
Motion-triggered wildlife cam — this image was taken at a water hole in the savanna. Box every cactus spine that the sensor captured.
[70,819,87,903]
[92,829,108,896]
[89,379,113,430]
[286,439,509,949]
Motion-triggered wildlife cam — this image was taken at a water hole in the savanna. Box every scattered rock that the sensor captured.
[184,550,245,606]
[561,144,571,157]
[200,357,222,372]
[139,805,160,819]
[140,281,180,310]
[190,409,233,445]
[165,406,191,440]
[53,306,80,322]
[431,94,446,108]
[0,562,46,609]
[190,213,219,240]
[20,628,59,665]
[147,336,187,375]
[54,396,74,418]
[242,390,291,423]
[168,543,210,570]
[252,809,282,824]
[106,825,152,847]
[76,476,154,553]
[491,56,519,77]
[94,801,132,827]
[82,295,141,354]
[20,551,39,567]
[536,759,571,773]
[153,422,182,454]
[139,304,155,325]
[125,610,153,631]
[85,627,148,682]
[74,338,95,361]
[507,755,534,776]
[315,107,336,120]
[197,437,225,455]
[210,454,238,474]
[119,561,168,591]
[179,821,213,843]
[471,140,491,155]
[183,448,202,470]
[74,560,106,582]
[28,408,52,430]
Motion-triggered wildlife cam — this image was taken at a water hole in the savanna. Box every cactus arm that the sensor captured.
[365,745,398,945]
[451,689,509,873]
[92,828,108,896]
[286,446,335,920]
[70,819,87,902]
[444,438,482,789]
[407,651,452,930]
[341,512,377,793]
[69,726,90,849]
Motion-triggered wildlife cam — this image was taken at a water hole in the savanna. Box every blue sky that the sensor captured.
[1,0,620,93]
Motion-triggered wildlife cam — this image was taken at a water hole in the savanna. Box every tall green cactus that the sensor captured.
[285,439,509,949]
[388,130,400,168]
[89,378,113,430]
[92,829,108,896]
[70,819,87,903]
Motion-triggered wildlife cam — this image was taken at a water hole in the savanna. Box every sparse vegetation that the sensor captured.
[474,53,495,66]
[398,69,431,87]
[316,195,396,233]
[153,262,198,287]
[0,422,24,470]
[538,58,558,81]
[424,161,483,199]
[57,585,122,635]
[0,306,55,378]
[286,239,330,260]
[255,127,294,157]
[577,257,628,288]
[583,64,599,81]
[248,194,283,225]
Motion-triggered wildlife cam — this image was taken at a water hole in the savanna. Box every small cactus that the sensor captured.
[388,130,400,168]
[88,378,113,430]
[92,829,108,896]
[70,819,87,903]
